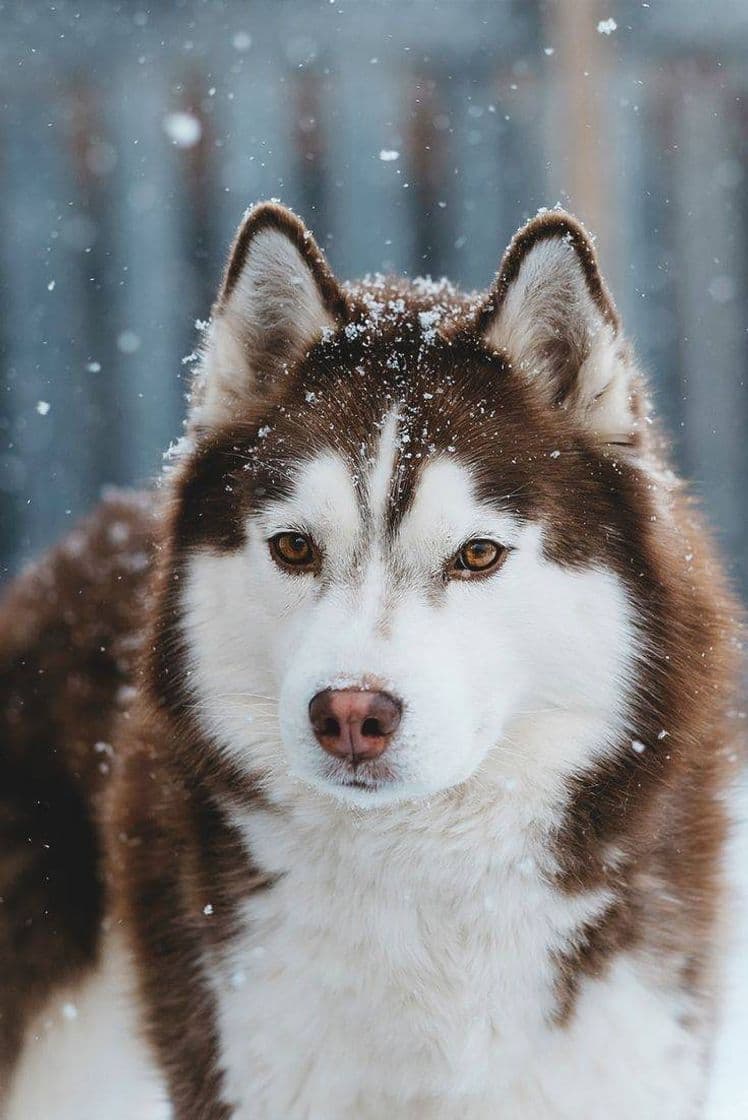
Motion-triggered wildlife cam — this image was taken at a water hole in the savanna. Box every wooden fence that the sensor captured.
[0,0,746,593]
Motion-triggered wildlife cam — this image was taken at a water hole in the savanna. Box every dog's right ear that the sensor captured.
[191,202,348,429]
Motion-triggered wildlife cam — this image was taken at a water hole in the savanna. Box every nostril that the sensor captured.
[365,693,402,738]
[323,716,340,738]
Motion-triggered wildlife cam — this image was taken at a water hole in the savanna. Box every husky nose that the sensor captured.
[309,689,402,763]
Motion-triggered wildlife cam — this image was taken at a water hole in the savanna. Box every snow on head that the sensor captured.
[417,309,441,344]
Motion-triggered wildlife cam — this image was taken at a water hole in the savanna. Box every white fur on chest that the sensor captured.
[212,786,703,1120]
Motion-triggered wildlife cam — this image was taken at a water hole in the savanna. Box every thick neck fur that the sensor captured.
[108,673,730,1118]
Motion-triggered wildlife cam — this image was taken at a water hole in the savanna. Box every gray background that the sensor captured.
[1,0,746,595]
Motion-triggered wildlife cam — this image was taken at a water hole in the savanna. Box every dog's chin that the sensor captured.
[290,756,470,810]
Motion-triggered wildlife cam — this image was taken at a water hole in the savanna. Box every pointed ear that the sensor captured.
[475,211,641,446]
[191,202,348,428]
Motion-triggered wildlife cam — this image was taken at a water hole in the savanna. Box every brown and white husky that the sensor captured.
[1,202,742,1119]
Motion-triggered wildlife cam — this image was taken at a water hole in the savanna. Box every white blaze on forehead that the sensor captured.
[399,456,523,555]
[261,416,401,551]
[366,410,400,528]
[261,452,360,548]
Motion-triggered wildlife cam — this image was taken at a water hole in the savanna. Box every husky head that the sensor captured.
[154,202,655,809]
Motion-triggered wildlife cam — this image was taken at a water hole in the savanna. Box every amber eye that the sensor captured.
[449,538,507,580]
[269,532,317,572]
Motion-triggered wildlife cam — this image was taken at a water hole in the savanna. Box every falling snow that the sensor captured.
[232,30,252,51]
[117,330,141,354]
[0,3,746,1115]
[162,111,203,148]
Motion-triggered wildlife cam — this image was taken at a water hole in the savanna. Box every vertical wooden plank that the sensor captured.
[448,60,546,291]
[432,62,488,289]
[672,69,747,589]
[104,62,187,486]
[322,54,415,280]
[215,37,300,257]
[611,66,684,443]
[177,67,227,324]
[0,91,90,568]
[289,69,331,228]
[64,75,129,496]
[404,64,454,281]
[543,0,616,265]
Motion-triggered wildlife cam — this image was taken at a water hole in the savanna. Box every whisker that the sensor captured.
[200,691,278,704]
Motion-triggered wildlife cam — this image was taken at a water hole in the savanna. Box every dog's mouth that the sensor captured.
[319,756,399,794]
[342,776,385,792]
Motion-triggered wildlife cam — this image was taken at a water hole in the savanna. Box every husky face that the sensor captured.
[164,204,647,808]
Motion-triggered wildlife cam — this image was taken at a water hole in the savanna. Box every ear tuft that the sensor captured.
[476,210,641,446]
[191,202,348,429]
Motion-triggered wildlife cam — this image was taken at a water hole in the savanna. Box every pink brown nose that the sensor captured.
[309,689,402,764]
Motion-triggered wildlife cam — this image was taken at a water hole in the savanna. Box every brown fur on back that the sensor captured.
[0,491,155,1078]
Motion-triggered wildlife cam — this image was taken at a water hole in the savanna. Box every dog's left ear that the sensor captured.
[191,202,348,428]
[474,211,640,445]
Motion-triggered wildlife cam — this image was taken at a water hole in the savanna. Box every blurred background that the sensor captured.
[0,0,746,594]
